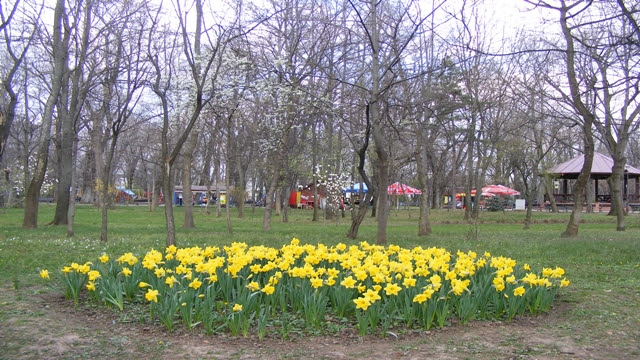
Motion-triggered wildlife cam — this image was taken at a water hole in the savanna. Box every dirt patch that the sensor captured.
[0,286,631,360]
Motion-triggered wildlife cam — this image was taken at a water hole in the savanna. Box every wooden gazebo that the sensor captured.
[546,152,640,204]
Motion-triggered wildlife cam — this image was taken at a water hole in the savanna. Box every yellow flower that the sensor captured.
[232,303,243,312]
[117,253,138,266]
[40,269,50,279]
[493,277,505,292]
[514,286,526,297]
[145,289,159,302]
[166,244,177,255]
[551,267,565,278]
[88,270,101,281]
[261,284,275,295]
[165,276,177,288]
[423,287,435,299]
[154,268,166,278]
[310,277,323,289]
[86,281,96,291]
[560,278,570,287]
[189,278,202,290]
[402,277,416,287]
[138,281,150,288]
[77,263,91,274]
[523,263,531,271]
[246,281,260,291]
[99,253,109,263]
[122,267,132,277]
[363,289,381,303]
[62,266,72,273]
[384,283,402,296]
[353,296,371,310]
[413,293,428,304]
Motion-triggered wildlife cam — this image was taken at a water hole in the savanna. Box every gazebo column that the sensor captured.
[563,179,569,201]
[594,179,599,202]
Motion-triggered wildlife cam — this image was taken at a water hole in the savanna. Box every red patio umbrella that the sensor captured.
[387,182,422,195]
[466,189,496,197]
[482,184,520,196]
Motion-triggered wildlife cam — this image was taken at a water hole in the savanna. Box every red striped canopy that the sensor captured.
[482,184,520,196]
[387,182,422,195]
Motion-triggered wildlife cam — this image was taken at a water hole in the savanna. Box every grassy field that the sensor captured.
[1,204,639,359]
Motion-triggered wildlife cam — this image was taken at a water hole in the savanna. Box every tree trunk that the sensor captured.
[523,183,532,230]
[66,136,78,237]
[23,0,67,228]
[609,154,627,231]
[53,0,91,225]
[262,183,276,231]
[182,130,197,229]
[162,160,177,246]
[225,153,233,234]
[559,1,595,238]
[416,125,431,236]
[346,192,372,239]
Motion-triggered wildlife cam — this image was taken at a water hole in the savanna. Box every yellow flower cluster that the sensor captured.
[43,238,570,331]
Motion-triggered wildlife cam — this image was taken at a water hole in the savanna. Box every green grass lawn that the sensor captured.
[1,204,639,357]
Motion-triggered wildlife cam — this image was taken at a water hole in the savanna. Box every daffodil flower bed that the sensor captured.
[40,238,570,338]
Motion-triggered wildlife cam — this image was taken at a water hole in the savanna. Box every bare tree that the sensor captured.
[23,0,68,228]
[98,1,149,242]
[1,0,36,208]
[147,0,244,246]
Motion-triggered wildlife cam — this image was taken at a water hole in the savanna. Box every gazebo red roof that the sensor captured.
[546,152,640,179]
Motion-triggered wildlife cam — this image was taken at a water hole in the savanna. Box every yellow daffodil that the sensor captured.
[413,293,428,304]
[560,278,571,287]
[86,281,96,291]
[247,281,260,291]
[551,267,565,278]
[77,263,91,274]
[88,270,101,281]
[138,281,150,288]
[117,253,138,266]
[261,284,275,295]
[154,268,166,278]
[165,276,177,288]
[232,303,243,312]
[363,289,381,303]
[353,296,371,310]
[514,286,526,297]
[310,277,323,289]
[145,289,159,302]
[384,283,402,296]
[403,277,417,287]
[99,253,109,263]
[189,278,202,290]
[122,267,132,277]
[40,269,50,279]
[166,244,177,255]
